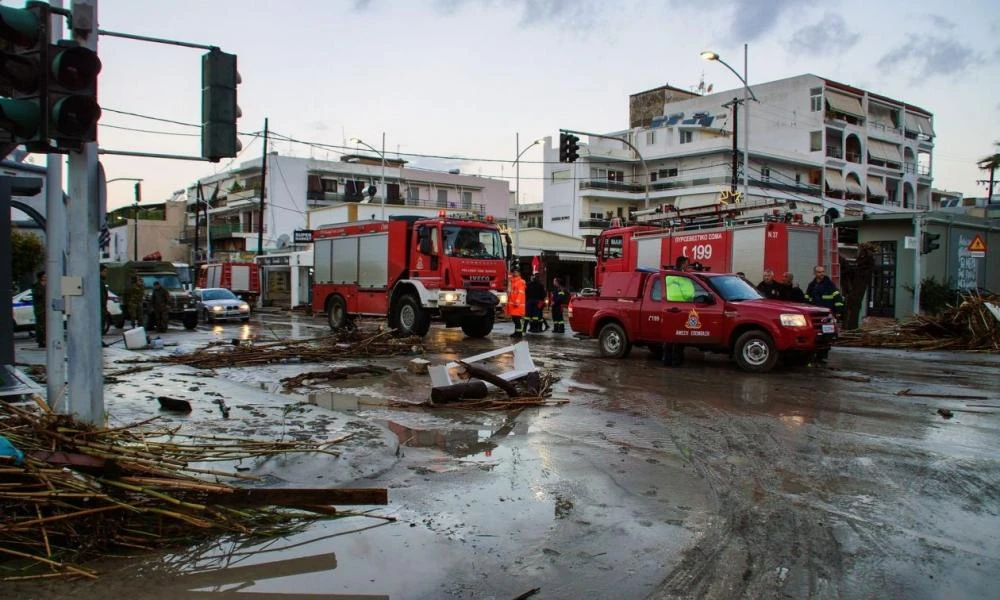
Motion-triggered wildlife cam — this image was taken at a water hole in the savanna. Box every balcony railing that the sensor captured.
[579,179,645,193]
[579,219,612,229]
[825,146,842,159]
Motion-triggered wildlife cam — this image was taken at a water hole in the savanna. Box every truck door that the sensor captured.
[597,233,626,285]
[661,275,725,346]
[638,274,666,343]
[413,225,442,282]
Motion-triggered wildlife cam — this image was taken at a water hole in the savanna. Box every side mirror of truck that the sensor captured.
[693,294,715,305]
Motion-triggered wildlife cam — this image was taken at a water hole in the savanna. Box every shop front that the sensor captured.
[254,249,313,309]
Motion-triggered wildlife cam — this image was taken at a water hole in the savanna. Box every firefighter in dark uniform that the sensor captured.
[127,275,145,328]
[550,278,569,334]
[805,266,844,316]
[525,272,547,333]
[757,269,783,299]
[151,281,172,333]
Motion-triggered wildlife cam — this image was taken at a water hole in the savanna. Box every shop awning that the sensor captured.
[825,91,864,118]
[844,175,865,196]
[556,252,597,263]
[825,169,847,192]
[866,176,888,198]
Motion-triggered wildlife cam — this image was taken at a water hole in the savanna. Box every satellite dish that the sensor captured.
[277,234,291,249]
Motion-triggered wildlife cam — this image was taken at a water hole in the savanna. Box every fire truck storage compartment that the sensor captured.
[732,226,765,281]
[315,233,389,288]
[787,228,821,284]
[636,237,662,270]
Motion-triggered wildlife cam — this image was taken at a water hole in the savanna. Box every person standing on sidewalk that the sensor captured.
[127,275,145,328]
[31,271,46,348]
[507,267,526,339]
[151,281,172,333]
[550,278,569,334]
[805,265,844,317]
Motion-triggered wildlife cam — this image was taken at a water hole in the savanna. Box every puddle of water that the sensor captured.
[308,391,389,411]
[385,419,500,458]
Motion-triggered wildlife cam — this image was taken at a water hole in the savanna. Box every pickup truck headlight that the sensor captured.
[779,313,808,328]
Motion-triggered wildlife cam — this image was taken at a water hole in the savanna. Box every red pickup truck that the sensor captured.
[567,269,837,372]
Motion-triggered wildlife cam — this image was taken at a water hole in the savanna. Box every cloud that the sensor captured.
[434,0,603,29]
[308,121,330,132]
[786,13,861,56]
[670,0,812,41]
[351,0,374,11]
[927,14,955,29]
[877,34,981,80]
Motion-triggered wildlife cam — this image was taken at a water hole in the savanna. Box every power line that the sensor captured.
[100,122,201,137]
[102,107,201,129]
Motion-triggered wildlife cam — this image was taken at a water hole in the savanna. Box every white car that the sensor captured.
[12,289,124,334]
[193,288,251,323]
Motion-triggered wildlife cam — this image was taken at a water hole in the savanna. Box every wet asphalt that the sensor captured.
[5,313,1000,599]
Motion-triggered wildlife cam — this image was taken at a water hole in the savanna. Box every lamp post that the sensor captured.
[512,133,544,257]
[701,45,757,203]
[107,177,143,260]
[350,134,387,219]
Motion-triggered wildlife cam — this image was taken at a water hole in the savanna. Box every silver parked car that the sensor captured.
[193,288,251,323]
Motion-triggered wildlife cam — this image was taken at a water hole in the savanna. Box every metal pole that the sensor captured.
[729,99,739,193]
[913,213,921,316]
[743,43,750,202]
[257,117,268,256]
[381,132,386,219]
[133,203,138,261]
[67,0,103,425]
[45,0,68,412]
[515,133,522,251]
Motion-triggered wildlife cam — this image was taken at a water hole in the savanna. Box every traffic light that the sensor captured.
[0,2,102,153]
[201,49,241,161]
[558,132,580,163]
[921,231,941,255]
[0,2,47,147]
[46,40,102,150]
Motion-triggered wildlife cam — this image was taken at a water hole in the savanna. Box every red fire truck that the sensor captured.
[595,200,838,288]
[311,213,509,338]
[197,262,261,304]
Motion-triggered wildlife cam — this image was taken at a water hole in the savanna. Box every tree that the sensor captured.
[11,228,45,291]
[978,142,999,202]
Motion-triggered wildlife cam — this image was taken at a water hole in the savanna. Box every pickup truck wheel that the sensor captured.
[598,323,632,359]
[182,313,199,330]
[734,330,778,372]
[460,312,494,338]
[394,294,430,337]
[327,295,349,330]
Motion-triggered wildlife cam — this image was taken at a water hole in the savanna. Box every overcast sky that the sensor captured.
[11,0,1000,211]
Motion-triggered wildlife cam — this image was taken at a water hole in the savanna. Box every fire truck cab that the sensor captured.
[311,213,509,338]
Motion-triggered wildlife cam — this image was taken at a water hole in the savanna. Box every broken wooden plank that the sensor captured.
[203,487,388,507]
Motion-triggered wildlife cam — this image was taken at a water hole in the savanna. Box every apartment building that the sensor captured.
[543,75,935,245]
[181,153,510,262]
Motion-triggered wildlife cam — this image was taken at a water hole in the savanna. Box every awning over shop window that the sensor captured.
[866,176,888,198]
[825,91,864,118]
[844,175,865,196]
[825,169,847,192]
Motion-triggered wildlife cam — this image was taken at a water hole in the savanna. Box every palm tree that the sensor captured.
[978,143,1000,203]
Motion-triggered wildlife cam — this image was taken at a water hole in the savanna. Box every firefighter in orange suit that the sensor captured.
[507,266,526,339]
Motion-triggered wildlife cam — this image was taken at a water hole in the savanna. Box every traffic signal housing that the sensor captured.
[0,2,47,147]
[921,231,941,255]
[558,132,580,163]
[46,40,102,150]
[201,49,241,161]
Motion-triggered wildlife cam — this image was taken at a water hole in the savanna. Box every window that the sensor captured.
[761,166,771,181]
[795,173,801,184]
[591,167,607,179]
[665,276,710,302]
[646,131,656,145]
[406,187,420,202]
[436,189,448,207]
[680,131,693,144]
[461,191,472,209]
[810,131,822,152]
[551,169,570,182]
[650,277,663,301]
[650,171,658,182]
[810,87,822,112]
[607,170,625,182]
[601,235,623,260]
[659,168,679,178]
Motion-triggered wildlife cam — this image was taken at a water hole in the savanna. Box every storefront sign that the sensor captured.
[293,230,314,243]
[259,255,290,266]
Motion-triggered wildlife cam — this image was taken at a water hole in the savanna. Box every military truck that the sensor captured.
[105,261,199,330]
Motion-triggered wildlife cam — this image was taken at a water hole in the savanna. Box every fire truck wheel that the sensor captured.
[327,295,349,330]
[460,312,495,338]
[394,294,430,337]
[734,330,778,372]
[598,322,632,359]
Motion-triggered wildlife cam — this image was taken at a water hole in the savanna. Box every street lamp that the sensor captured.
[349,134,387,219]
[702,45,757,203]
[107,177,143,260]
[512,133,544,257]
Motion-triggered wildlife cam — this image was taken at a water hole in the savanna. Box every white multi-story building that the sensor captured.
[543,75,935,246]
[181,153,510,261]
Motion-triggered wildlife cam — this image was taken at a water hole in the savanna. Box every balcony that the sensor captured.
[579,178,645,193]
[825,146,843,159]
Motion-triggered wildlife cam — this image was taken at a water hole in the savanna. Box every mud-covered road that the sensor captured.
[7,314,1000,599]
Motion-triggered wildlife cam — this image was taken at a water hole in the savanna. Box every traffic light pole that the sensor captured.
[46,0,68,412]
[560,128,651,208]
[66,0,103,425]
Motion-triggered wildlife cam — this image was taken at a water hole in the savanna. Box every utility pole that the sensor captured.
[913,213,921,316]
[45,0,68,412]
[723,98,740,193]
[193,183,201,264]
[66,0,103,424]
[257,118,268,256]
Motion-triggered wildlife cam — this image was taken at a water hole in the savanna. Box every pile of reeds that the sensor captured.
[136,325,422,369]
[0,400,364,580]
[839,293,1000,352]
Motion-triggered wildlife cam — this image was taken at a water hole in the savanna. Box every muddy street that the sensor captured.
[6,314,1000,599]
